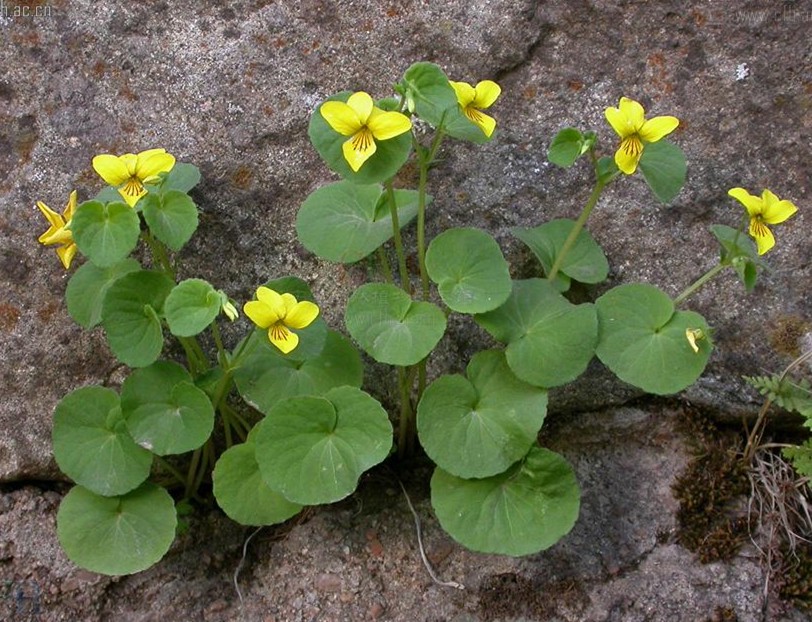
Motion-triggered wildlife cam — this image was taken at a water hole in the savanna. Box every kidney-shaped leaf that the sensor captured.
[66,258,141,329]
[296,181,420,263]
[417,350,547,478]
[595,283,712,395]
[120,361,214,455]
[345,283,446,366]
[431,447,580,556]
[400,62,458,128]
[475,279,597,387]
[57,482,177,575]
[71,200,141,268]
[213,441,303,526]
[53,386,152,497]
[426,228,512,314]
[164,278,222,337]
[254,386,392,505]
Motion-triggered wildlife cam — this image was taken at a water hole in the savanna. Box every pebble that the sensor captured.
[315,572,342,592]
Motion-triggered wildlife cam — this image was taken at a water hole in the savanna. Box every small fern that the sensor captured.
[783,440,812,479]
[744,374,812,422]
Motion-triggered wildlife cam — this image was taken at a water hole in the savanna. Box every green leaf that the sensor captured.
[475,279,597,387]
[309,91,412,184]
[52,386,152,497]
[213,441,303,526]
[425,228,512,314]
[296,181,421,263]
[744,375,812,419]
[234,329,363,415]
[120,361,214,455]
[164,279,222,337]
[512,219,608,288]
[710,224,761,292]
[443,102,492,144]
[57,483,177,575]
[254,387,393,505]
[140,190,198,252]
[596,156,620,185]
[547,128,594,168]
[345,283,447,366]
[784,440,812,479]
[93,186,124,204]
[161,163,201,192]
[417,350,547,479]
[101,270,174,367]
[431,447,580,556]
[638,139,686,204]
[66,258,141,329]
[400,62,458,128]
[595,283,711,394]
[71,200,141,268]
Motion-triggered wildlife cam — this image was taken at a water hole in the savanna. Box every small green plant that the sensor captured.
[36,63,799,575]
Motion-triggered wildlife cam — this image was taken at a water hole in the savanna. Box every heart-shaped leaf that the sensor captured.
[475,279,597,387]
[120,361,214,455]
[417,350,547,478]
[101,270,174,367]
[638,139,686,204]
[71,200,141,268]
[213,440,303,526]
[66,258,141,329]
[400,62,458,128]
[164,279,222,337]
[345,283,446,366]
[426,228,512,314]
[52,386,152,497]
[431,447,580,556]
[234,329,363,415]
[296,181,421,263]
[595,283,711,394]
[57,483,176,575]
[140,189,198,252]
[254,387,392,505]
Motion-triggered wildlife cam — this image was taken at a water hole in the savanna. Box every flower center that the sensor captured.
[270,323,291,343]
[750,217,770,238]
[464,106,484,125]
[122,176,145,197]
[350,128,374,153]
[620,135,643,158]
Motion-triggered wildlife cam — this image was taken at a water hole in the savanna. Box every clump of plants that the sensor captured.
[34,62,799,575]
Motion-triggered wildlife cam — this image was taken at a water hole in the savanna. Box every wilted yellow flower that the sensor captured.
[449,80,501,138]
[92,148,175,207]
[320,92,412,172]
[37,190,78,269]
[728,187,798,255]
[243,287,320,354]
[605,97,679,174]
[685,328,704,354]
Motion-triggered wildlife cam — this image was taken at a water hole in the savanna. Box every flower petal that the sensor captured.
[256,287,288,317]
[342,131,377,172]
[285,301,320,329]
[728,187,762,217]
[473,80,501,109]
[346,92,374,124]
[450,81,476,107]
[605,106,632,138]
[92,154,131,186]
[37,201,64,231]
[57,242,78,269]
[639,115,679,142]
[135,150,175,181]
[117,186,146,208]
[760,189,798,225]
[618,97,645,130]
[464,108,497,138]
[269,324,299,354]
[613,145,640,175]
[367,110,412,141]
[320,101,363,136]
[749,220,776,255]
[244,300,276,329]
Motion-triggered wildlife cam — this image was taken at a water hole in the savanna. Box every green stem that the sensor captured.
[377,246,394,284]
[142,230,175,279]
[397,366,417,459]
[385,180,411,293]
[154,456,187,487]
[185,448,201,498]
[547,179,605,282]
[672,263,727,307]
[414,130,444,300]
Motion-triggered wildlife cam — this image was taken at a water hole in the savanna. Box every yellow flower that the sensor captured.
[243,287,320,354]
[449,80,501,138]
[37,190,78,269]
[604,97,679,175]
[320,92,412,172]
[685,328,704,354]
[92,148,176,207]
[728,187,798,255]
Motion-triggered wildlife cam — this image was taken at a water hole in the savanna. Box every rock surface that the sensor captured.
[0,0,810,619]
